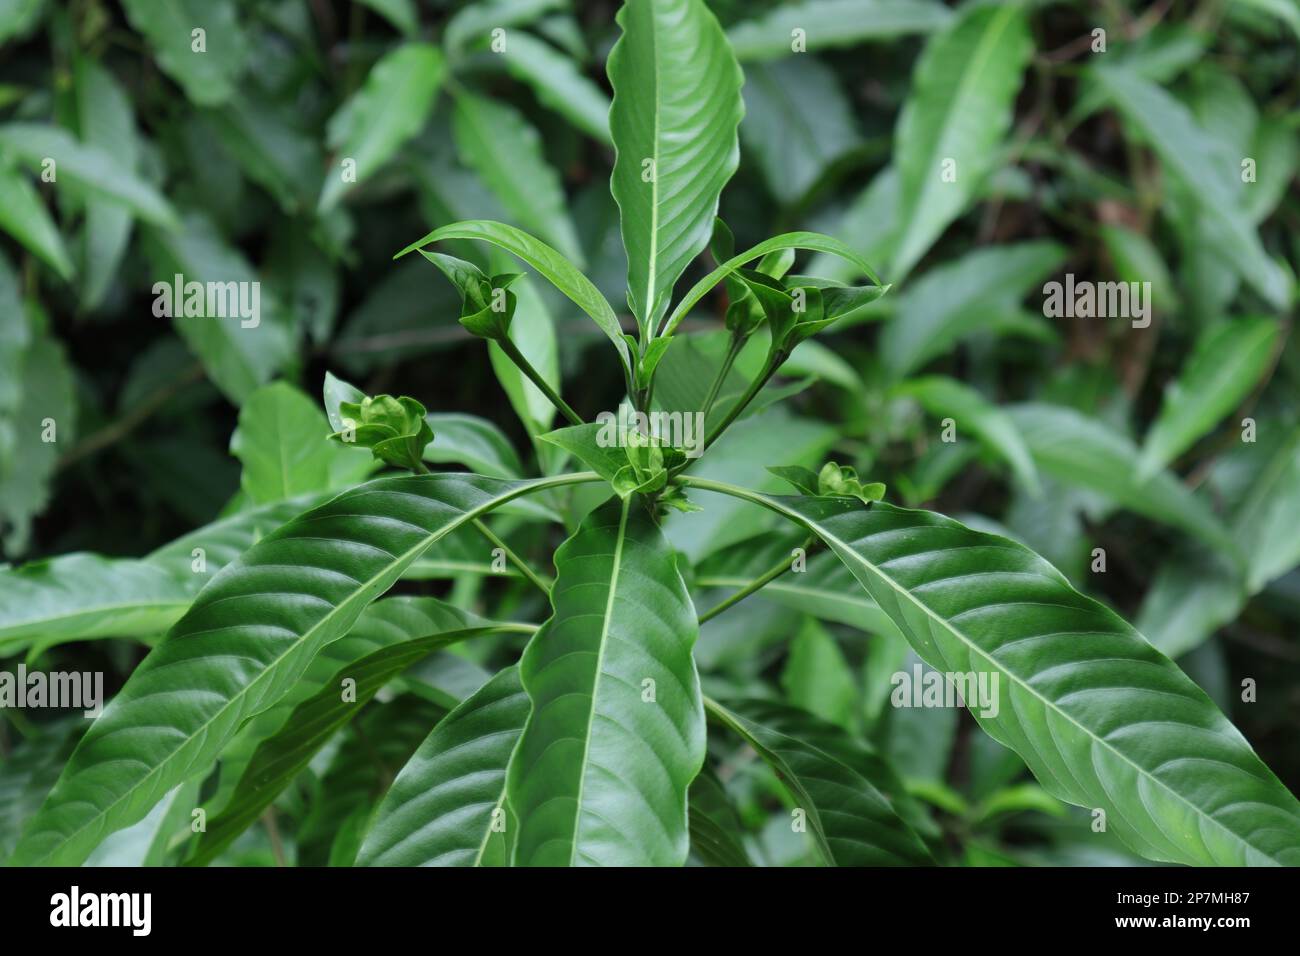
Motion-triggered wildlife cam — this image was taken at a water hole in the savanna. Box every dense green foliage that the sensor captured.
[1,0,1298,867]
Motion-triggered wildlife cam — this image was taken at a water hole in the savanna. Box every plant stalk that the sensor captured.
[697,534,815,624]
[496,336,584,426]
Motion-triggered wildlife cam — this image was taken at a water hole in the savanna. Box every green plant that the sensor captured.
[2,0,1297,869]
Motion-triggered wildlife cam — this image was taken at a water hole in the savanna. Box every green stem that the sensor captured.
[470,517,553,596]
[700,334,745,425]
[697,534,815,624]
[496,336,584,426]
[701,350,785,450]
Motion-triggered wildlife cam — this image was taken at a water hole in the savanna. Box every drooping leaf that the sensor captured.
[0,497,320,652]
[452,90,584,266]
[607,0,745,337]
[120,0,246,106]
[506,496,705,865]
[497,31,611,144]
[726,0,952,61]
[0,123,177,227]
[687,766,752,866]
[142,214,295,404]
[890,3,1033,278]
[686,479,1300,865]
[1090,64,1292,308]
[357,666,529,866]
[895,376,1039,493]
[188,601,518,866]
[8,471,595,866]
[1007,403,1237,556]
[706,696,933,865]
[1138,318,1280,479]
[319,43,445,211]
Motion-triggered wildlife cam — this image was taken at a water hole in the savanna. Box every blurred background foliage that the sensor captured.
[1,0,1299,865]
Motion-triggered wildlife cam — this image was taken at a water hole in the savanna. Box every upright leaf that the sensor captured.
[607,0,745,337]
[507,497,705,865]
[891,3,1032,278]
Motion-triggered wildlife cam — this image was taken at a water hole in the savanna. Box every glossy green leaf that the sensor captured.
[687,767,752,866]
[663,231,886,336]
[706,697,933,865]
[8,471,596,866]
[319,43,445,211]
[506,496,705,865]
[424,413,523,478]
[607,0,744,337]
[188,600,517,865]
[1138,318,1280,479]
[891,3,1033,278]
[357,666,529,866]
[685,479,1300,865]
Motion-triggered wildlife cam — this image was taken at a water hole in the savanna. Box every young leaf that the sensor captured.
[396,220,630,376]
[507,496,705,865]
[357,666,529,867]
[890,3,1033,278]
[685,479,1300,866]
[706,697,933,865]
[1138,318,1280,479]
[8,471,596,866]
[607,0,745,338]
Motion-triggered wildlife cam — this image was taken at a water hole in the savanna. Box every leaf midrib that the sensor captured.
[568,495,631,865]
[20,473,594,865]
[688,479,1289,865]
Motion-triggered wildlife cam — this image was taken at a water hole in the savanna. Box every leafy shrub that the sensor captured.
[1,0,1298,867]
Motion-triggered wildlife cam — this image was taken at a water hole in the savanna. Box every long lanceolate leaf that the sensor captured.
[608,0,745,339]
[708,698,933,866]
[682,478,1300,866]
[9,471,596,867]
[506,497,706,866]
[358,666,529,867]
